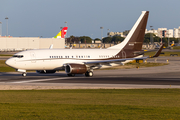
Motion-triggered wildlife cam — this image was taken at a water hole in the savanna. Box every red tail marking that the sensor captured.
[61,27,68,38]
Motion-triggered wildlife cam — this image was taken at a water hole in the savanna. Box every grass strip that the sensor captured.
[0,89,180,119]
[172,46,180,49]
[0,54,12,56]
[0,60,16,72]
[145,51,180,56]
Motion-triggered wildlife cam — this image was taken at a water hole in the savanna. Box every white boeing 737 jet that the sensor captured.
[5,11,163,77]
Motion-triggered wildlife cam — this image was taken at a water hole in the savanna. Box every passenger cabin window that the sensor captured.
[13,55,24,58]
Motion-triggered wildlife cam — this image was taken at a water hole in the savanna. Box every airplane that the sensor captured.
[54,27,68,38]
[5,11,163,77]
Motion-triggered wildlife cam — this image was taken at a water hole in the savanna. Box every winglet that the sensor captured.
[150,44,164,58]
[54,27,68,38]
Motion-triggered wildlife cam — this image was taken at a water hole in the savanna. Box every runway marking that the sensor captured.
[11,77,73,83]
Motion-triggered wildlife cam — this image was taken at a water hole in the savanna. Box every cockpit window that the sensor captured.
[13,55,24,58]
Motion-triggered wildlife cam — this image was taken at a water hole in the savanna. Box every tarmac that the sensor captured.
[0,56,180,90]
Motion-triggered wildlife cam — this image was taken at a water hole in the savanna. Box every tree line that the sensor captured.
[67,34,180,47]
[66,35,125,44]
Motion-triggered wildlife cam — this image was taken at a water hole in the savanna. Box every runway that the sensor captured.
[0,56,180,89]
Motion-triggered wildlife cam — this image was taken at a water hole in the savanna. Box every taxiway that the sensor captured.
[0,56,180,90]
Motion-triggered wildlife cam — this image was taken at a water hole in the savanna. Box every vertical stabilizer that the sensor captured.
[54,27,68,38]
[108,11,149,50]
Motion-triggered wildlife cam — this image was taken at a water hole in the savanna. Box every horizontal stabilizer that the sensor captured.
[152,44,164,57]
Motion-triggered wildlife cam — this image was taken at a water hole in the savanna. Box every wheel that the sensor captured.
[88,71,93,77]
[67,74,75,77]
[85,72,89,77]
[85,71,93,77]
[22,73,27,77]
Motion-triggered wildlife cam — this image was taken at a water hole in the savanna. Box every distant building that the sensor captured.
[146,28,174,38]
[174,27,180,38]
[0,36,65,51]
[145,29,158,36]
[109,26,180,39]
[107,32,124,37]
[167,29,173,38]
[157,28,167,38]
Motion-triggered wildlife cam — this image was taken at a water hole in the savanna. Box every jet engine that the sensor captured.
[36,70,56,74]
[65,64,87,74]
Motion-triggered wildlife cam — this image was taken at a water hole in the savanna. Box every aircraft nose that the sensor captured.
[5,59,14,67]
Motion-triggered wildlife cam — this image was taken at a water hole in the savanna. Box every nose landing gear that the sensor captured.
[22,73,27,77]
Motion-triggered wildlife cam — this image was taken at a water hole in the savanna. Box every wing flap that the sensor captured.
[84,57,148,65]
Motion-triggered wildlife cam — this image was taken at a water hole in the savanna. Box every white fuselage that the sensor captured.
[6,48,133,71]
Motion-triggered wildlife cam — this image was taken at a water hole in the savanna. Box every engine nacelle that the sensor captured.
[36,70,56,74]
[65,64,87,74]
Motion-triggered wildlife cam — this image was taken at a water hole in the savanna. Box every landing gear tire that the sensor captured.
[85,71,93,77]
[67,74,75,77]
[22,73,27,77]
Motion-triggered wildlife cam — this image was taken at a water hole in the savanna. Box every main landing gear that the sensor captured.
[67,71,93,77]
[85,71,93,77]
[22,72,27,77]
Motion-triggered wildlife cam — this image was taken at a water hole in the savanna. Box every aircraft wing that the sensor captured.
[84,44,164,66]
[84,57,148,65]
[152,44,164,57]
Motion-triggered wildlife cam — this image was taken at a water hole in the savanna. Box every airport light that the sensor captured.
[150,26,154,45]
[100,27,103,39]
[5,17,8,36]
[0,21,2,36]
[100,27,104,47]
[65,21,67,27]
[107,29,110,37]
[167,33,171,48]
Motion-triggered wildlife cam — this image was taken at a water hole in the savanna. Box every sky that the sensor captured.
[0,0,180,39]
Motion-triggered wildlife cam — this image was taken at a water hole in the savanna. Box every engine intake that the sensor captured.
[65,64,87,74]
[36,70,56,74]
